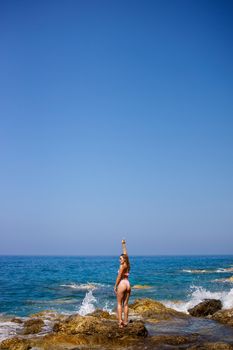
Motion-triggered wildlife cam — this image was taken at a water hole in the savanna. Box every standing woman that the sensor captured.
[114,239,131,328]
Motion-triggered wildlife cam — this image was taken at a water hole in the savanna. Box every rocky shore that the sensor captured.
[1,298,233,350]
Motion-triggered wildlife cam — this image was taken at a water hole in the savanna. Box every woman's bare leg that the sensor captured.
[117,286,125,326]
[123,289,131,325]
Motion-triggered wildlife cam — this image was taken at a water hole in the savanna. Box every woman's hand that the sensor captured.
[114,286,117,294]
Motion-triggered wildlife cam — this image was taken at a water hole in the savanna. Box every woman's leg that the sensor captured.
[116,283,126,326]
[123,288,131,325]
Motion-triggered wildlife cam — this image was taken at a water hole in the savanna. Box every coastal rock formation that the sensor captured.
[0,311,147,350]
[149,333,199,346]
[87,309,116,319]
[10,317,23,324]
[53,313,147,338]
[211,308,233,327]
[1,300,233,350]
[132,285,152,289]
[129,298,188,321]
[22,317,45,334]
[188,299,222,317]
[0,337,31,350]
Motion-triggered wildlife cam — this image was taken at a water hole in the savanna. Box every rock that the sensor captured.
[11,317,24,324]
[22,317,45,334]
[132,285,152,289]
[211,308,233,327]
[150,333,198,346]
[0,337,31,350]
[53,314,147,338]
[129,298,187,321]
[188,299,222,317]
[87,309,115,319]
[188,342,233,349]
[29,310,67,323]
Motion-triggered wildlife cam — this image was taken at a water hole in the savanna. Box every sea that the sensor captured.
[1,255,233,342]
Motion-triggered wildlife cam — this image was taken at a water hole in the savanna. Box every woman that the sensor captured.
[114,239,131,328]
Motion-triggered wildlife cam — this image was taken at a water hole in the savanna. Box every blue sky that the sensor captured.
[0,0,232,255]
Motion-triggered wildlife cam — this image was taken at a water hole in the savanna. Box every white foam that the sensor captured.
[216,268,233,273]
[182,269,208,273]
[182,267,233,274]
[163,286,233,313]
[60,282,103,290]
[0,321,24,341]
[102,301,115,314]
[77,290,97,316]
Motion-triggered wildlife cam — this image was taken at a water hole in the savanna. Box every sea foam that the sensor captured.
[163,286,233,313]
[78,290,97,316]
[60,282,104,290]
[182,267,233,274]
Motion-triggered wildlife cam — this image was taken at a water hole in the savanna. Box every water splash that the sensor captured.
[163,286,233,313]
[78,290,97,316]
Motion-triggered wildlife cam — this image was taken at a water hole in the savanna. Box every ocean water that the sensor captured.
[0,255,233,340]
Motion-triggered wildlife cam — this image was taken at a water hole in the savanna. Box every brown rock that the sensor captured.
[132,285,152,289]
[211,308,233,327]
[129,298,187,320]
[53,314,147,338]
[0,337,31,350]
[188,299,222,317]
[11,317,24,324]
[150,333,198,346]
[22,317,44,334]
[87,309,115,319]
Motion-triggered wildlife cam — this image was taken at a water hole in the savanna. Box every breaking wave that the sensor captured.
[60,282,104,290]
[182,266,233,274]
[163,286,233,313]
[77,290,97,316]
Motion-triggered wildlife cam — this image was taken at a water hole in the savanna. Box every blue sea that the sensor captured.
[1,255,233,341]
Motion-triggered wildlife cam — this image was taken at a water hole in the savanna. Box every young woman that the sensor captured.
[114,239,131,328]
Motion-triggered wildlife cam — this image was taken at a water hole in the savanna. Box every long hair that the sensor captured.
[121,254,130,272]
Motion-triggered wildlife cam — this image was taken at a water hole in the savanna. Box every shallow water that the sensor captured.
[146,317,233,343]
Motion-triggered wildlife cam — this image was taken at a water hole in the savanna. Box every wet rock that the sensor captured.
[30,310,67,322]
[11,317,24,324]
[211,308,233,327]
[188,342,233,349]
[149,333,199,346]
[0,337,31,350]
[132,285,152,289]
[129,298,187,321]
[87,309,115,319]
[22,318,45,334]
[188,299,222,317]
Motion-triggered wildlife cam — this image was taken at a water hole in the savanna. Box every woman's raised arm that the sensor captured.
[122,239,128,255]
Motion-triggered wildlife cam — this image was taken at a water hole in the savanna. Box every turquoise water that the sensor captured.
[0,255,233,317]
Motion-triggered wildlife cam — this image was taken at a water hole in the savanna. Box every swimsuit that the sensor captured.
[118,270,131,290]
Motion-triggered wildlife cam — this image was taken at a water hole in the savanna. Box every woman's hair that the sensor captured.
[121,254,130,272]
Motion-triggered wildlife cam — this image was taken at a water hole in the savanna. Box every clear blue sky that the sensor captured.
[0,0,232,255]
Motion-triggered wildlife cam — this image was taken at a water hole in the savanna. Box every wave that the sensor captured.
[163,286,233,313]
[60,282,105,290]
[77,290,97,316]
[213,276,233,283]
[216,267,233,273]
[182,267,233,274]
[102,301,115,314]
[182,269,209,273]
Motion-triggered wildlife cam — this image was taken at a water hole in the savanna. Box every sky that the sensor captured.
[0,0,232,255]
